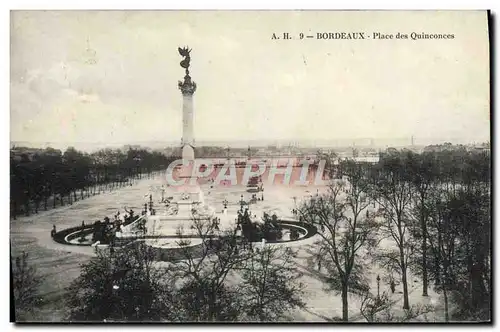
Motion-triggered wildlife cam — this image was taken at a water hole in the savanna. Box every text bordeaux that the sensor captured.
[317,32,366,40]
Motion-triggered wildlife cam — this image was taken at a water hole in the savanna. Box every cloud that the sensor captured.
[10,11,490,146]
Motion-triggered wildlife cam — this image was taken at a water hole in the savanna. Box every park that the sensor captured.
[10,13,491,322]
[11,144,491,322]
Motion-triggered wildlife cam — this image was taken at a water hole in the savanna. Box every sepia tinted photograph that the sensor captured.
[9,10,491,323]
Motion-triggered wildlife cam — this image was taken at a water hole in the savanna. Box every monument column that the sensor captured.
[175,46,202,204]
[178,47,197,161]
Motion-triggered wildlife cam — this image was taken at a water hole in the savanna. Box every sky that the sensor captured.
[10,11,490,148]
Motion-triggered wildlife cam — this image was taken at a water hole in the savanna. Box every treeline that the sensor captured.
[374,147,491,321]
[299,145,491,321]
[10,146,179,219]
[11,144,491,322]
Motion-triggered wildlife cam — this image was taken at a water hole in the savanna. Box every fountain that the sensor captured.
[50,47,318,260]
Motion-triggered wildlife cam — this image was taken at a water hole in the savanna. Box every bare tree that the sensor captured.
[298,160,378,321]
[239,245,305,321]
[360,289,434,322]
[12,252,44,321]
[171,217,252,321]
[360,290,391,322]
[426,187,490,322]
[315,150,339,179]
[368,153,414,309]
[427,194,455,322]
[406,151,436,297]
[65,243,173,322]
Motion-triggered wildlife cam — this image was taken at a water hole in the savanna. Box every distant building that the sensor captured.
[333,156,380,164]
[352,156,380,164]
[472,146,490,154]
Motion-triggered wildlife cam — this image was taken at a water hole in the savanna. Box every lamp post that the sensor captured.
[133,156,141,179]
[291,196,298,215]
[376,274,381,300]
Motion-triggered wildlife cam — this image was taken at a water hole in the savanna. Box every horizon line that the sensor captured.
[10,137,489,148]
